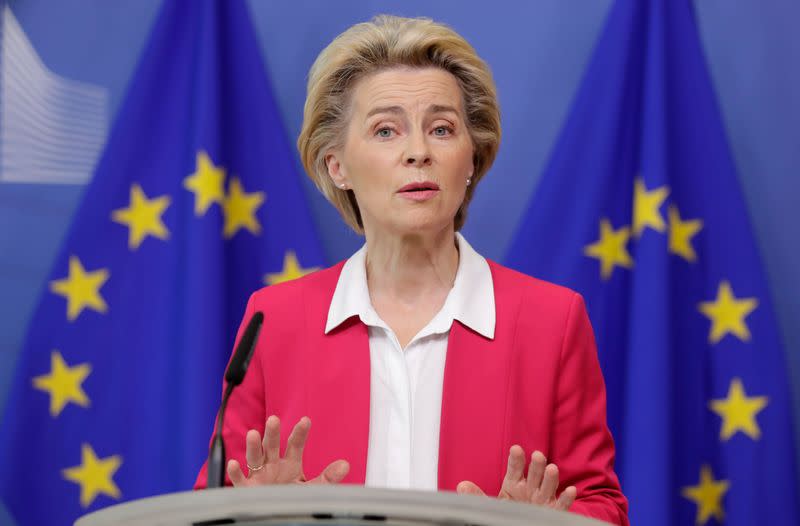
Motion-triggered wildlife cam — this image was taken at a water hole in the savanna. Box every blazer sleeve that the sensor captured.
[194,293,266,489]
[552,293,629,525]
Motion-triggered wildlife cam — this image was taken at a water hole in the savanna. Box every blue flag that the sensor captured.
[0,1,325,524]
[505,1,798,525]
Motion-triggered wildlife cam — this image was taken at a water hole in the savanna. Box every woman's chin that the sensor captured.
[383,216,455,237]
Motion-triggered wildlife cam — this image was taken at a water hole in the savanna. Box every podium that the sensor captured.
[75,486,613,526]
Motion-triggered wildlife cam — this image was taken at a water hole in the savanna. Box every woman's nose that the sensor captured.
[404,133,432,167]
[404,153,432,166]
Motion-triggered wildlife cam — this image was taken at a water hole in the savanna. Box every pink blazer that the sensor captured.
[195,260,629,525]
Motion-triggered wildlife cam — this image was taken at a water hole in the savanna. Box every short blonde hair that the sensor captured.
[297,15,501,233]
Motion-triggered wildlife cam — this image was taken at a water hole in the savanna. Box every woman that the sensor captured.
[196,15,628,525]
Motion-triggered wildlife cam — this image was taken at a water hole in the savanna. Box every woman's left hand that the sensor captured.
[457,445,577,511]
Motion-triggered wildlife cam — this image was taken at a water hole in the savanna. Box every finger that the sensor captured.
[497,445,527,500]
[504,445,526,483]
[284,416,311,462]
[244,429,265,473]
[456,481,486,496]
[309,459,350,484]
[555,485,578,511]
[262,415,281,461]
[537,464,560,504]
[227,459,247,487]
[526,450,547,494]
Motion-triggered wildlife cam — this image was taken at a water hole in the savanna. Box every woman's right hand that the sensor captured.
[226,415,350,487]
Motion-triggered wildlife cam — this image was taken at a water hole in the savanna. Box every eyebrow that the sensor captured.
[428,104,460,116]
[365,104,461,119]
[365,105,404,119]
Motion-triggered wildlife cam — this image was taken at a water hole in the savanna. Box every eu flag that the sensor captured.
[506,0,798,525]
[0,1,325,524]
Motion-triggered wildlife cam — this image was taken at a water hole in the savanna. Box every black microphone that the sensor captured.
[206,311,264,488]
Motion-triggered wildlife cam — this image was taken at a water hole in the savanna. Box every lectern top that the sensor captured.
[76,485,613,526]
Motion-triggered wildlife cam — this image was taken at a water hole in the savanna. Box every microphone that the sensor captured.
[206,311,264,488]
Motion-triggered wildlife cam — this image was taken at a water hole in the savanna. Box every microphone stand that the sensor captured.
[207,382,235,488]
[207,311,264,488]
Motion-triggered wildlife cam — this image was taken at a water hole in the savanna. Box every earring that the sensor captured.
[339,183,346,189]
[466,177,472,187]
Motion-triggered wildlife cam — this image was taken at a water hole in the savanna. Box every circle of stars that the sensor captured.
[581,176,771,524]
[40,149,323,508]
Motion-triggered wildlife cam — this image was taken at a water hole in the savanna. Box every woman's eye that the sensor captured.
[376,128,393,138]
[433,126,452,136]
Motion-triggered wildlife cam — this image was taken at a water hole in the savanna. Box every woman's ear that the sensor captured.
[325,152,348,189]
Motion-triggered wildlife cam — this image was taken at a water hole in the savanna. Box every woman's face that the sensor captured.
[326,67,475,237]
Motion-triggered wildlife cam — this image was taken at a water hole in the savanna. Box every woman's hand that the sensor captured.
[226,415,350,487]
[457,445,577,511]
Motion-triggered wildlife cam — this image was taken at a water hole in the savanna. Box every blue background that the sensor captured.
[1,0,798,523]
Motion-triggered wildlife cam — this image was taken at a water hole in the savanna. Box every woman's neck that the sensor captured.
[363,226,459,307]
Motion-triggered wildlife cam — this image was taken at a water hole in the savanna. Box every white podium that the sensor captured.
[75,486,613,526]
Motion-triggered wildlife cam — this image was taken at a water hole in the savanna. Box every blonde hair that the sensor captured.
[297,15,501,233]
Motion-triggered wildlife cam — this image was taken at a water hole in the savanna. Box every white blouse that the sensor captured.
[324,233,496,490]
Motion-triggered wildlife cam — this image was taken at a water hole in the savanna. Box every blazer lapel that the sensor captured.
[295,261,370,484]
[304,265,371,484]
[438,320,512,493]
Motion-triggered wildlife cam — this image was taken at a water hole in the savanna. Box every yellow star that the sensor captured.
[49,256,110,322]
[264,251,320,285]
[32,351,91,417]
[709,377,768,440]
[62,443,122,508]
[668,205,703,262]
[222,177,265,239]
[698,281,758,344]
[584,219,634,280]
[111,183,171,250]
[633,178,669,236]
[681,465,729,525]
[184,150,226,215]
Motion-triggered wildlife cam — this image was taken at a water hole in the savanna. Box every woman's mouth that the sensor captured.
[397,182,440,201]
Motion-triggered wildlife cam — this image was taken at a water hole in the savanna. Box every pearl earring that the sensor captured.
[466,177,472,186]
[339,183,346,189]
